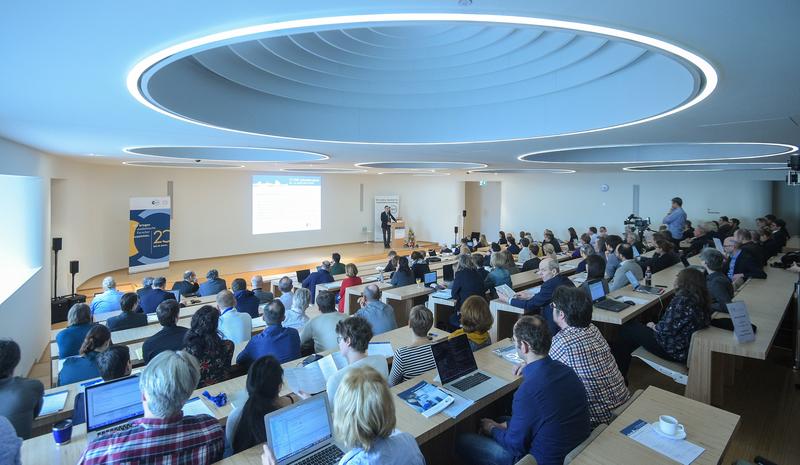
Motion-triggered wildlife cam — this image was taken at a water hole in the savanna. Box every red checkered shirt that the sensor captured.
[549,324,630,426]
[78,413,224,465]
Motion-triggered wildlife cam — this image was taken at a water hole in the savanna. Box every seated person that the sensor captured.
[383,250,398,272]
[326,317,389,408]
[498,258,574,335]
[0,339,44,439]
[216,290,252,344]
[136,276,154,300]
[451,253,486,315]
[542,231,562,253]
[685,223,716,258]
[337,263,363,313]
[390,256,416,287]
[484,251,513,291]
[517,238,533,262]
[355,285,398,335]
[472,253,490,281]
[456,315,590,465]
[638,239,680,274]
[484,242,501,267]
[758,228,781,264]
[59,325,112,386]
[198,269,227,297]
[78,351,224,464]
[499,250,519,275]
[699,248,734,313]
[449,296,494,351]
[608,244,643,292]
[506,236,521,255]
[96,345,132,381]
[578,254,609,296]
[389,306,437,386]
[603,235,624,279]
[625,232,645,256]
[142,299,189,363]
[106,292,147,331]
[284,287,311,332]
[612,268,711,378]
[301,260,334,304]
[183,306,234,387]
[171,270,199,298]
[277,276,294,310]
[409,251,432,282]
[231,278,260,319]
[521,244,541,272]
[90,276,123,315]
[574,244,594,274]
[250,275,274,304]
[0,416,21,464]
[237,300,300,367]
[549,287,630,426]
[138,276,176,315]
[56,303,94,358]
[227,355,298,455]
[575,234,594,259]
[497,230,508,245]
[724,236,766,281]
[330,252,346,275]
[735,229,764,266]
[300,291,346,353]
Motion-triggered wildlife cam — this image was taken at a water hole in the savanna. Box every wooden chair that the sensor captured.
[632,346,689,385]
[513,423,609,465]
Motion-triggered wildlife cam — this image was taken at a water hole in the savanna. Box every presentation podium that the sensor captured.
[390,220,406,249]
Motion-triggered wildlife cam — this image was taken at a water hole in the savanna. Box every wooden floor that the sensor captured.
[78,241,436,295]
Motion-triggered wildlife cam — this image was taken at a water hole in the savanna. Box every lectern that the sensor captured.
[390,220,406,249]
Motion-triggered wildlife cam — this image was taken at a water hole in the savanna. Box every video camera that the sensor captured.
[624,214,651,242]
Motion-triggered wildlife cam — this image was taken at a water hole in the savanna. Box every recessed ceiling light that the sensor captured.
[468,168,576,174]
[124,146,329,162]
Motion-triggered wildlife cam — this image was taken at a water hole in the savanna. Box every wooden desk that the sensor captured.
[381,283,436,327]
[570,386,739,465]
[344,281,393,315]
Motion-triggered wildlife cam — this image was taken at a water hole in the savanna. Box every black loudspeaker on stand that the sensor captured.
[50,237,86,323]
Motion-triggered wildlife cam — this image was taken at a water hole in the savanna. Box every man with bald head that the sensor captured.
[723,237,766,282]
[355,284,397,335]
[498,257,575,335]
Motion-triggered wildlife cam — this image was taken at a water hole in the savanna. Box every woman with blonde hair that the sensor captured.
[484,249,512,290]
[260,366,424,465]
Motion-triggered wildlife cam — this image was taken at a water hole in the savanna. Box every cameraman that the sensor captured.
[662,197,687,250]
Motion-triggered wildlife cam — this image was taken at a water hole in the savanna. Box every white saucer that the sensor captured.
[651,422,686,440]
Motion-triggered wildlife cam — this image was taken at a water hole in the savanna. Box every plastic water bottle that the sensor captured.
[645,266,652,286]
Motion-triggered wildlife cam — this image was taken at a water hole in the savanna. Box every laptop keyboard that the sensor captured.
[97,421,136,437]
[294,445,343,465]
[595,299,629,312]
[451,372,490,392]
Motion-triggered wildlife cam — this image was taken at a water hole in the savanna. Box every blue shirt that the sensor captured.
[90,289,123,315]
[55,323,94,358]
[355,301,398,335]
[302,270,334,304]
[236,325,300,366]
[727,250,741,279]
[663,207,687,240]
[491,356,590,465]
[233,289,261,318]
[339,430,424,465]
[604,253,620,280]
[58,351,101,386]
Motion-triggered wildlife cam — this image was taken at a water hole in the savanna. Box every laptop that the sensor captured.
[586,279,630,312]
[296,269,311,283]
[632,246,640,258]
[625,271,663,295]
[442,264,454,282]
[431,334,505,401]
[85,375,144,441]
[171,289,181,302]
[423,271,438,286]
[264,394,343,465]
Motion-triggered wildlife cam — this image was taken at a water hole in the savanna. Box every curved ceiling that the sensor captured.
[623,162,788,172]
[122,161,243,168]
[356,161,486,170]
[133,14,713,144]
[280,167,365,173]
[469,168,575,174]
[124,146,328,162]
[520,142,797,164]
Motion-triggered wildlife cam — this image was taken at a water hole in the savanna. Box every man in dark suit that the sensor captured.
[232,278,261,318]
[136,277,154,300]
[380,205,397,248]
[141,300,188,363]
[497,257,574,336]
[138,277,176,314]
[723,237,766,281]
[171,270,199,297]
[250,275,274,304]
[107,292,148,331]
[198,268,227,297]
[735,230,764,267]
[685,223,716,258]
[302,261,334,304]
[699,248,734,313]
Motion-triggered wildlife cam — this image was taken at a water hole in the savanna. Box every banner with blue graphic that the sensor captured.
[129,197,171,273]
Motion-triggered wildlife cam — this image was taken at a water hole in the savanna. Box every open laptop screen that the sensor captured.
[625,271,641,288]
[296,269,311,283]
[424,271,437,285]
[442,264,454,282]
[85,375,143,432]
[267,395,333,463]
[587,280,606,302]
[431,334,478,384]
[171,289,181,301]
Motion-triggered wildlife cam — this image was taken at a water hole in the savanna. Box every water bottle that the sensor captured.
[645,266,652,286]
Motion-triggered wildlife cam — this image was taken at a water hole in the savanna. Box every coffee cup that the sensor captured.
[52,419,73,445]
[658,415,684,436]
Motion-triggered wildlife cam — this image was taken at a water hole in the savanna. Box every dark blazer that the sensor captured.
[521,257,541,272]
[171,280,199,297]
[253,288,274,304]
[476,267,489,282]
[390,269,416,287]
[706,272,734,313]
[0,376,44,439]
[380,211,396,229]
[234,289,261,318]
[138,288,176,314]
[686,233,715,257]
[383,259,396,273]
[545,238,563,253]
[198,278,227,297]
[411,262,432,282]
[55,323,94,358]
[757,240,779,265]
[640,252,680,274]
[142,325,189,363]
[483,254,492,267]
[510,274,575,335]
[106,311,148,331]
[451,269,486,312]
[730,250,767,279]
[302,270,334,304]
[739,242,764,267]
[506,243,521,254]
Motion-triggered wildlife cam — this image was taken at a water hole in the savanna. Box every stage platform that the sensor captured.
[77,241,439,296]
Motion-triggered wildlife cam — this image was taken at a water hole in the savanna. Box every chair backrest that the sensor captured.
[563,423,608,464]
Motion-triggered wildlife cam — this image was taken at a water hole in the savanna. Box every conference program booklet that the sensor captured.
[397,381,454,418]
[495,284,515,300]
[492,345,524,365]
[621,419,704,465]
[283,352,347,395]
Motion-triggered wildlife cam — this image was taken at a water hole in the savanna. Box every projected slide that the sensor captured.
[252,175,321,235]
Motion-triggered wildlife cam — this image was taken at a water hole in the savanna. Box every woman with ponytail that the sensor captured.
[227,356,300,455]
[183,305,233,387]
[58,324,111,385]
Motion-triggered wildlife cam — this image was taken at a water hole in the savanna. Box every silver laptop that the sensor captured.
[431,334,505,401]
[85,375,144,441]
[264,394,343,465]
[625,270,663,295]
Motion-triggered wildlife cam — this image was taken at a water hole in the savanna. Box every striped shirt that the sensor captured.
[388,344,436,386]
[549,325,630,426]
[78,413,224,465]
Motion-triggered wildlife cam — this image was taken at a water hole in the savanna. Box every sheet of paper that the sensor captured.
[713,238,724,253]
[621,419,704,465]
[368,342,394,359]
[284,365,328,394]
[182,397,215,417]
[135,347,144,361]
[317,352,347,380]
[726,301,755,343]
[441,388,475,418]
[252,317,266,328]
[495,284,515,300]
[146,314,158,324]
[571,272,588,285]
[561,262,577,270]
[39,390,69,416]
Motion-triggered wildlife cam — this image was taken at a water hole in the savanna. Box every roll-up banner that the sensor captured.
[129,197,171,273]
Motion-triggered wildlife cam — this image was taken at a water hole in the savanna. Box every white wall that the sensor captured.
[496,172,773,241]
[464,181,501,237]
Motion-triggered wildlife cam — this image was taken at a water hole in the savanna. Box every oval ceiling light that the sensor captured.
[623,162,788,172]
[468,168,575,174]
[377,170,436,175]
[128,13,717,144]
[412,172,451,177]
[519,142,797,164]
[357,161,487,170]
[280,167,366,173]
[124,146,328,162]
[122,161,244,168]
